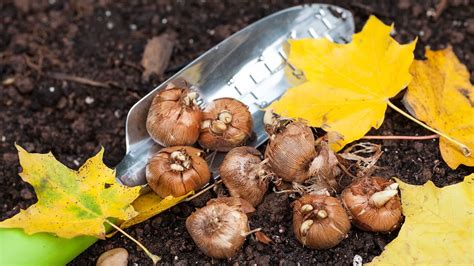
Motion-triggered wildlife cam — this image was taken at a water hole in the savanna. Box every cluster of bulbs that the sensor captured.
[145,84,403,259]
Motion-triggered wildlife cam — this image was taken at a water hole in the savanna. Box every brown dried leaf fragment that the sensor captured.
[141,33,175,81]
[255,231,273,245]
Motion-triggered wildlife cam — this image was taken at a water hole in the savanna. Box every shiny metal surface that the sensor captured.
[117,4,355,186]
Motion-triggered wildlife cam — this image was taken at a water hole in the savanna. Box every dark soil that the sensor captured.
[1,0,473,265]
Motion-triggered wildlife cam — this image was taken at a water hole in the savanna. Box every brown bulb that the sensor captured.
[341,176,402,233]
[265,122,317,183]
[220,147,270,206]
[186,201,250,259]
[199,98,253,151]
[146,146,210,198]
[146,86,202,146]
[293,195,350,249]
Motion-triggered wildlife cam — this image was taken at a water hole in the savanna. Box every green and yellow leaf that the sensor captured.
[117,189,193,231]
[0,145,141,239]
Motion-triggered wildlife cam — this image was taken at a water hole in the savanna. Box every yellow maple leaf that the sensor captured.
[369,174,474,265]
[0,145,141,239]
[269,16,416,150]
[115,190,193,232]
[403,47,474,169]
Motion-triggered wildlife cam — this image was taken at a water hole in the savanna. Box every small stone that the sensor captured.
[85,96,95,105]
[114,110,121,118]
[96,248,128,266]
[20,188,34,200]
[57,97,68,109]
[353,255,363,266]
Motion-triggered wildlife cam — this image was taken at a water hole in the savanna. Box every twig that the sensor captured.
[362,134,439,140]
[24,55,42,74]
[46,72,110,88]
[434,0,448,20]
[244,227,262,236]
[104,219,160,265]
[185,180,223,202]
[124,61,144,73]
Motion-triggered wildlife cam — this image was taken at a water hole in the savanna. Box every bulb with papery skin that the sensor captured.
[265,122,317,183]
[220,146,270,206]
[199,98,253,151]
[341,176,403,233]
[146,86,202,146]
[186,199,250,259]
[293,194,350,249]
[146,146,210,198]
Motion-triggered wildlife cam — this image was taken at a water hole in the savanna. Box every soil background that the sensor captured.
[1,0,473,265]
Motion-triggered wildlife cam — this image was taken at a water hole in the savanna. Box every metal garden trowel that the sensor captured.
[116,4,355,187]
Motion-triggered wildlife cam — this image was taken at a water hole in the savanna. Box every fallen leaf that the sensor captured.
[255,231,272,245]
[141,33,175,81]
[403,47,474,169]
[269,16,416,150]
[0,145,140,239]
[117,189,193,231]
[369,174,474,265]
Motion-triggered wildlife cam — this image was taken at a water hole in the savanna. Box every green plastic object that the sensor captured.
[0,228,97,266]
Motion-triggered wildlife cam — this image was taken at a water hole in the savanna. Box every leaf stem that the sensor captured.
[105,219,160,265]
[185,180,222,202]
[243,227,262,236]
[362,134,439,140]
[387,100,471,156]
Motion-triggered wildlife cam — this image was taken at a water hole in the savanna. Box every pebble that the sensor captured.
[96,248,128,266]
[20,188,34,200]
[353,255,363,266]
[85,96,94,104]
